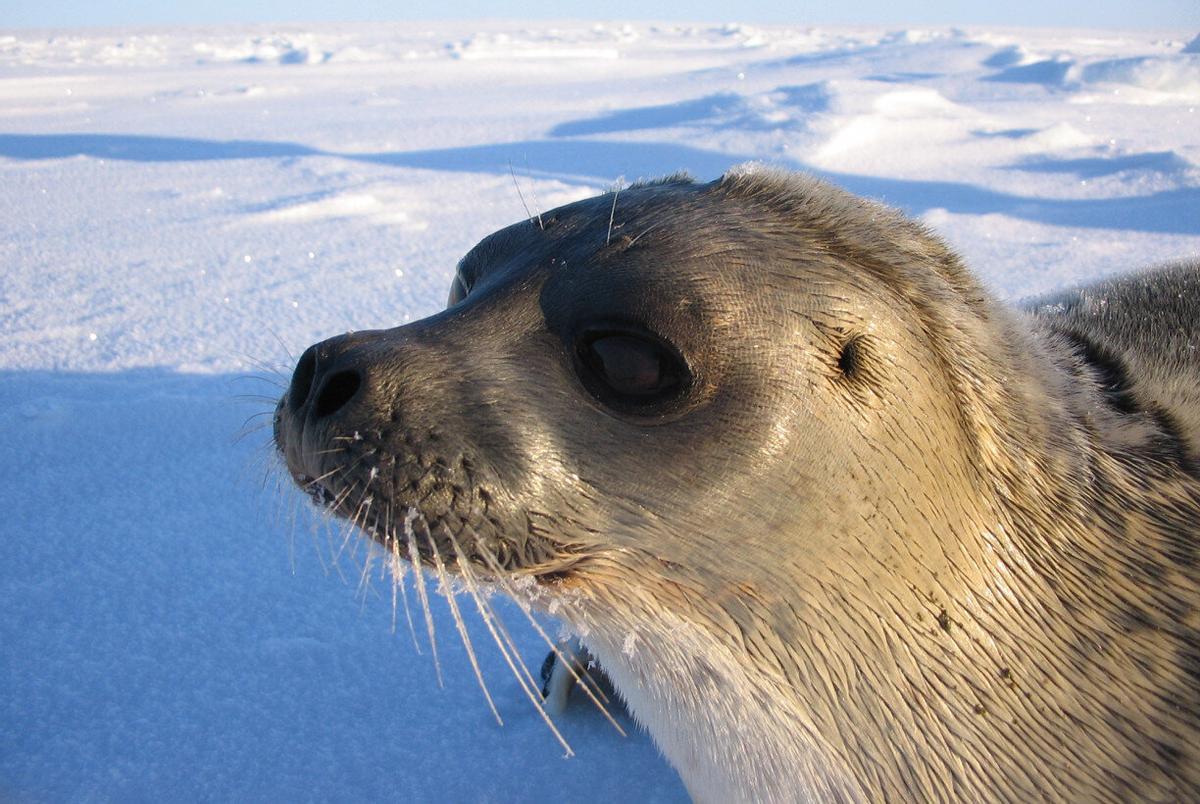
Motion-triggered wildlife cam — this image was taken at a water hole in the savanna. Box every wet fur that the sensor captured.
[276,166,1200,802]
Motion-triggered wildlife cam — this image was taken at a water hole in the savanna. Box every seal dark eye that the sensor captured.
[588,336,663,392]
[575,329,690,413]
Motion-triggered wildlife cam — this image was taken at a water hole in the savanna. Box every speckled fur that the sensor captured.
[276,166,1199,803]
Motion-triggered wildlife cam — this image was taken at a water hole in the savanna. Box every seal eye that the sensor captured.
[576,330,689,412]
[588,336,664,393]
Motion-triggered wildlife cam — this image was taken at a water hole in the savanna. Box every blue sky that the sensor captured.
[4,0,1197,30]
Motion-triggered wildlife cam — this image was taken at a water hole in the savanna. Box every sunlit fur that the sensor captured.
[276,165,1199,802]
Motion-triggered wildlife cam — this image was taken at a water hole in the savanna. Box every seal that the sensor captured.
[273,166,1200,802]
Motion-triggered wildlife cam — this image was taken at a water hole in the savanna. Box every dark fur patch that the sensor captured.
[1060,328,1196,476]
[1059,330,1140,415]
[1148,405,1197,475]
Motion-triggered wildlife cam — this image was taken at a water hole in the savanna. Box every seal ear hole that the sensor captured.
[837,335,865,379]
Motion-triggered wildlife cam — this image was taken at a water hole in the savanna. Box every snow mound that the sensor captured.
[1079,55,1200,99]
[711,23,771,48]
[0,32,170,67]
[982,44,1029,68]
[447,31,620,60]
[549,84,831,138]
[985,56,1074,85]
[1023,122,1094,150]
[879,28,956,46]
[981,48,1200,100]
[811,87,982,172]
[194,34,330,64]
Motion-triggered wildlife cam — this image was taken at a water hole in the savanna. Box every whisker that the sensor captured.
[476,541,624,736]
[235,417,275,436]
[285,482,299,573]
[388,508,421,654]
[628,223,660,246]
[305,455,372,563]
[445,536,543,697]
[356,515,379,597]
[304,466,344,488]
[233,407,275,432]
[320,480,362,582]
[264,331,296,366]
[523,155,545,231]
[447,529,575,756]
[508,159,544,231]
[331,476,357,504]
[231,373,286,389]
[294,488,330,575]
[236,440,276,490]
[255,448,278,492]
[386,511,424,652]
[606,178,623,246]
[424,528,503,726]
[336,490,372,563]
[405,509,444,687]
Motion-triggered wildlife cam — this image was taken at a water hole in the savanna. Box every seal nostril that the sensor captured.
[314,369,362,419]
[288,347,318,413]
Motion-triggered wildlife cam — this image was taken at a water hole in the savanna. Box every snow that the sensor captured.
[1,19,1197,802]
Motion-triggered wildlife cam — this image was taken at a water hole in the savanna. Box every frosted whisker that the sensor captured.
[447,529,575,756]
[338,492,372,561]
[425,528,503,725]
[388,519,422,653]
[405,509,444,687]
[476,540,624,736]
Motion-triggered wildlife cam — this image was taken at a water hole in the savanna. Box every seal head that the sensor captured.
[275,167,1200,802]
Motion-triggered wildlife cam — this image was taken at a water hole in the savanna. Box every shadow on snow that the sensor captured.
[0,367,684,803]
[1,132,1197,235]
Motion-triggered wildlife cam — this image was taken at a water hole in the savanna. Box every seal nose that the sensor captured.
[286,337,365,421]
